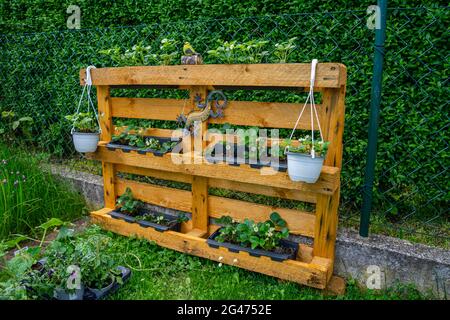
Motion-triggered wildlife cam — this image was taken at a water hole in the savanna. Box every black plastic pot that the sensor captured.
[106,136,180,156]
[136,212,181,232]
[207,229,299,262]
[109,210,185,232]
[109,210,136,223]
[206,142,287,172]
[84,266,131,300]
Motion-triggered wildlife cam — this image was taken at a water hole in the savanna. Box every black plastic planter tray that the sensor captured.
[136,212,181,232]
[109,210,184,232]
[84,266,131,300]
[207,229,299,262]
[205,143,287,172]
[106,136,180,156]
[109,210,136,223]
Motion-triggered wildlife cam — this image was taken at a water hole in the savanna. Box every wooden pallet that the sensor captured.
[82,63,347,291]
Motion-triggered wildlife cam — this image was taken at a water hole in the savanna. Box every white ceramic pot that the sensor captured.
[286,152,324,183]
[72,132,99,153]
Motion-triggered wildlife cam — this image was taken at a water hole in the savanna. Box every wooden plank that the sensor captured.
[102,162,116,208]
[115,178,192,213]
[97,86,113,141]
[115,164,317,203]
[88,146,340,195]
[80,63,344,88]
[111,97,186,120]
[313,83,346,261]
[190,86,209,158]
[91,208,329,289]
[96,85,116,208]
[110,97,324,130]
[114,178,315,237]
[210,101,325,129]
[192,176,208,232]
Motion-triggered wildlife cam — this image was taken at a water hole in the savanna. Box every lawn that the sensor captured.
[98,227,426,300]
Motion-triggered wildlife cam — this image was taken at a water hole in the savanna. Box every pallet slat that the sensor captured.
[111,97,324,129]
[81,63,344,88]
[88,146,340,195]
[115,164,317,203]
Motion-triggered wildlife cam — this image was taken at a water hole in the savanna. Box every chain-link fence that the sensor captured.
[0,7,448,245]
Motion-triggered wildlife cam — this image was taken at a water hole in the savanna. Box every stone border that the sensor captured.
[51,164,449,299]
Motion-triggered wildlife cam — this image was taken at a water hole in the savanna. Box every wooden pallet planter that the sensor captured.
[82,63,347,292]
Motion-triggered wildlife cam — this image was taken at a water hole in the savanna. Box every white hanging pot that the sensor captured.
[72,131,99,153]
[286,152,324,183]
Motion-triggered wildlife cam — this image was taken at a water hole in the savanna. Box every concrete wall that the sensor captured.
[52,165,449,299]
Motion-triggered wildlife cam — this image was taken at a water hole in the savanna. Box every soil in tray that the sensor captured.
[106,136,181,156]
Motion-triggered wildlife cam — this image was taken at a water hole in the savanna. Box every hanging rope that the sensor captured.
[288,59,324,158]
[72,65,102,134]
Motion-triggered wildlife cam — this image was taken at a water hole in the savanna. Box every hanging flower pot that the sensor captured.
[285,59,329,183]
[285,137,329,183]
[66,65,101,153]
[72,131,100,153]
[286,151,324,183]
[65,112,100,153]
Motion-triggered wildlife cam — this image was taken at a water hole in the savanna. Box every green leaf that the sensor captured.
[270,212,281,222]
[39,218,65,230]
[12,121,20,130]
[5,235,28,249]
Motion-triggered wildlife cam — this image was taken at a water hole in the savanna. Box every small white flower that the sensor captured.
[218,263,223,267]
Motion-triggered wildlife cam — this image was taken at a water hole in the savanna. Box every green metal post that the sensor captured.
[360,0,388,237]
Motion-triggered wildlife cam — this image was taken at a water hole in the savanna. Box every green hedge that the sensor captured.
[0,3,448,230]
[1,1,442,33]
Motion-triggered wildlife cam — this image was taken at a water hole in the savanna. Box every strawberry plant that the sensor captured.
[116,188,143,216]
[215,212,289,251]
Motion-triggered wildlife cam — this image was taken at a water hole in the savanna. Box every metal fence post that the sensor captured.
[360,0,388,237]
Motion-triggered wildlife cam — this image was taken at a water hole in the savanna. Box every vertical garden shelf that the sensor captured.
[81,63,347,292]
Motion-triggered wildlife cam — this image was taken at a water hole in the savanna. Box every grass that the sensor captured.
[0,144,86,240]
[96,228,428,300]
[0,224,429,300]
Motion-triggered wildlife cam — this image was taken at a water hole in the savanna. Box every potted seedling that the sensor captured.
[207,212,298,262]
[108,126,180,156]
[137,212,189,232]
[110,187,143,223]
[284,136,330,183]
[65,112,100,153]
[74,233,126,300]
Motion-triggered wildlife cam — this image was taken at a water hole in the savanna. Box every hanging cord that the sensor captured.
[288,59,324,158]
[72,65,102,134]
